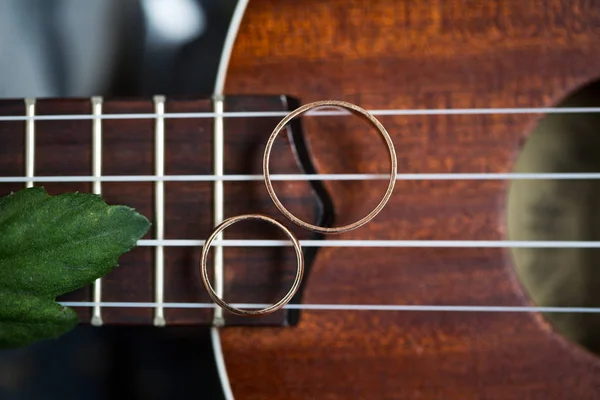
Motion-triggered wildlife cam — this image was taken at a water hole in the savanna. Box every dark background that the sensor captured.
[0,1,236,398]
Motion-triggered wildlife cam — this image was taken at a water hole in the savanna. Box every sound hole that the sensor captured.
[507,80,600,355]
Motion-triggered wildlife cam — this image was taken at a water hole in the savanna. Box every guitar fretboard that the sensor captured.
[0,95,325,327]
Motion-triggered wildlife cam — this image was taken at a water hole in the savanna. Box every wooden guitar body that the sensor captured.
[219,1,600,398]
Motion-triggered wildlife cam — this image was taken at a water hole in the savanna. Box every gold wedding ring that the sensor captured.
[200,214,304,317]
[263,100,397,234]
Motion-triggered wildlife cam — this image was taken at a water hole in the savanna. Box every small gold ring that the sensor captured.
[263,100,398,234]
[200,214,304,317]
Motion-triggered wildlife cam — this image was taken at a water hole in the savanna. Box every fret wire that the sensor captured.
[59,301,600,313]
[153,96,166,327]
[134,239,600,248]
[3,106,600,122]
[91,97,104,327]
[3,172,600,183]
[24,98,36,188]
[212,95,225,327]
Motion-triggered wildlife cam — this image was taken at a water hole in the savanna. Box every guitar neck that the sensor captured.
[0,95,331,328]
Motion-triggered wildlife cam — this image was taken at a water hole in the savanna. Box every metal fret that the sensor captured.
[153,95,166,327]
[91,97,104,326]
[24,98,36,188]
[212,95,225,327]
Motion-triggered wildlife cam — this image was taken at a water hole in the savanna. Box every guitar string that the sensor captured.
[2,172,600,182]
[1,106,600,121]
[58,302,600,314]
[135,239,600,248]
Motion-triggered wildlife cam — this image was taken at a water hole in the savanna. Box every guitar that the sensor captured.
[2,1,600,399]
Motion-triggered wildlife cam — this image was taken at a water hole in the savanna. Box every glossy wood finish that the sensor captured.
[0,95,327,327]
[220,1,600,398]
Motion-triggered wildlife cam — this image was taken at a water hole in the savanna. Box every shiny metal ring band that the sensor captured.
[263,100,398,234]
[200,214,304,316]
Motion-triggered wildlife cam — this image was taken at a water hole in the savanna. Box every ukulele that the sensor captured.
[2,1,600,399]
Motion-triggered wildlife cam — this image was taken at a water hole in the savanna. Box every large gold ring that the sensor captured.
[200,214,304,316]
[263,100,398,234]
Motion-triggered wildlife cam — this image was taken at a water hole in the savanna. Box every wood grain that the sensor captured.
[221,0,600,398]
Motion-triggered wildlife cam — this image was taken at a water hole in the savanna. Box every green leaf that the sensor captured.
[0,187,150,348]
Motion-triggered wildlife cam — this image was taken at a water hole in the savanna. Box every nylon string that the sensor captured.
[2,106,600,121]
[2,172,600,183]
[59,302,600,314]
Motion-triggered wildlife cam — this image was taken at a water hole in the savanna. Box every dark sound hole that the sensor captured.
[507,80,600,355]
